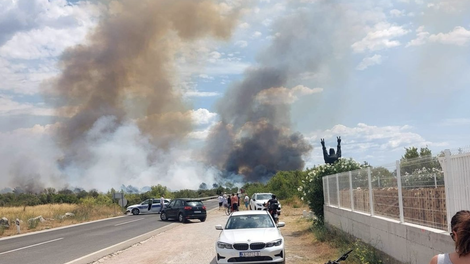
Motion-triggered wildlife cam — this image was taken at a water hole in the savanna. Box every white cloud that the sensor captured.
[351,23,409,53]
[406,26,429,47]
[255,85,323,105]
[262,19,273,27]
[0,1,101,60]
[238,22,251,29]
[356,54,382,70]
[0,95,55,116]
[198,74,214,80]
[251,31,262,39]
[184,90,220,98]
[190,108,218,125]
[407,26,470,47]
[429,26,470,46]
[234,40,248,48]
[426,1,470,13]
[390,9,404,17]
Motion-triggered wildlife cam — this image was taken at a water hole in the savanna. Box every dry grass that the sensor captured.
[0,203,121,237]
[281,197,340,264]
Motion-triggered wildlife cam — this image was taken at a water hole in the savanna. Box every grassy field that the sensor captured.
[0,203,122,237]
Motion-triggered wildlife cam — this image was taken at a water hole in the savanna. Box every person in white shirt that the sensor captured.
[159,194,165,213]
[218,194,224,210]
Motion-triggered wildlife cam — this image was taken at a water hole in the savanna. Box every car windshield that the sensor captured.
[186,201,203,207]
[256,194,271,200]
[225,215,275,229]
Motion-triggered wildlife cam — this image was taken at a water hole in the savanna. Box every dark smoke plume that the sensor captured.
[43,0,240,170]
[205,2,356,182]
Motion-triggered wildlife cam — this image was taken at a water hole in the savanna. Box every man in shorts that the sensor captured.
[231,193,239,212]
[218,193,224,210]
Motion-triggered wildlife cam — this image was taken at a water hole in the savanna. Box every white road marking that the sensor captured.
[114,218,144,226]
[0,237,64,255]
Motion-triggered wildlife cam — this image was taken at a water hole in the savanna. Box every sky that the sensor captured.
[0,0,469,192]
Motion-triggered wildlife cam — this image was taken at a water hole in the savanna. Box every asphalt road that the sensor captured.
[0,199,219,264]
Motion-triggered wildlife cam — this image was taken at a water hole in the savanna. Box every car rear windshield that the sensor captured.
[256,194,271,200]
[185,201,203,207]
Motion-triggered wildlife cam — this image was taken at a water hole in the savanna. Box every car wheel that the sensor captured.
[132,208,140,215]
[200,217,206,222]
[178,213,185,223]
[160,212,167,221]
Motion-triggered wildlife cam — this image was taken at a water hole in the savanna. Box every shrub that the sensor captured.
[310,220,385,264]
[299,158,367,221]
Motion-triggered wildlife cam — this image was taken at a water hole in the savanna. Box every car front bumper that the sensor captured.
[215,245,284,264]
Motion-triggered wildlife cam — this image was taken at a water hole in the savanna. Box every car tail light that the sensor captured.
[202,206,206,210]
[184,206,192,210]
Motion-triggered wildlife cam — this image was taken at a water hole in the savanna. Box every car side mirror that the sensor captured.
[277,222,285,228]
[215,225,223,230]
[252,198,256,201]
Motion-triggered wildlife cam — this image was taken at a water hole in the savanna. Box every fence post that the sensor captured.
[396,160,404,223]
[327,176,331,206]
[349,171,354,211]
[336,174,340,208]
[444,149,453,232]
[368,167,374,216]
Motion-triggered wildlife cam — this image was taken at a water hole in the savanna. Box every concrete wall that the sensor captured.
[325,206,454,264]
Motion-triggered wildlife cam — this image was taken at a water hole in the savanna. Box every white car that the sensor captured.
[125,198,171,215]
[215,210,285,264]
[249,193,281,210]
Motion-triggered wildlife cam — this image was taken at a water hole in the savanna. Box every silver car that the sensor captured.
[126,198,171,215]
[215,210,285,264]
[249,193,281,210]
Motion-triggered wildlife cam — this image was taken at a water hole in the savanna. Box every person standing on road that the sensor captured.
[159,194,165,213]
[218,193,224,210]
[222,194,228,210]
[231,193,239,212]
[227,194,232,212]
[244,194,249,210]
[148,198,153,211]
[429,210,470,264]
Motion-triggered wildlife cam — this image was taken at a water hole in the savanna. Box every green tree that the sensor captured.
[399,146,443,188]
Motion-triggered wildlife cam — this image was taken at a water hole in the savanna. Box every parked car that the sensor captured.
[126,198,171,215]
[160,198,207,223]
[214,210,285,264]
[249,193,281,211]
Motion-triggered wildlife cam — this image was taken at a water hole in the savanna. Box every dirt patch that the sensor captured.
[280,201,339,264]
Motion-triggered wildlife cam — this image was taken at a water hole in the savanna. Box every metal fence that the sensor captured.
[323,147,470,231]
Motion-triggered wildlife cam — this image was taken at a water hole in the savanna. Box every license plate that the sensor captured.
[194,211,201,213]
[240,252,261,257]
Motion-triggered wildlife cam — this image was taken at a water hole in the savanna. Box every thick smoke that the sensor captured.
[204,2,361,182]
[38,0,240,190]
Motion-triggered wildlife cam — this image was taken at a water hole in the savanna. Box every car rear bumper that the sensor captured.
[185,213,207,219]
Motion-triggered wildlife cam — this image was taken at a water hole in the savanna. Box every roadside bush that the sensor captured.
[310,220,385,264]
[27,218,39,230]
[299,158,367,221]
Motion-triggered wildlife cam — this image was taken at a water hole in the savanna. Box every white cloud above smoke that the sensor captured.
[255,85,323,105]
